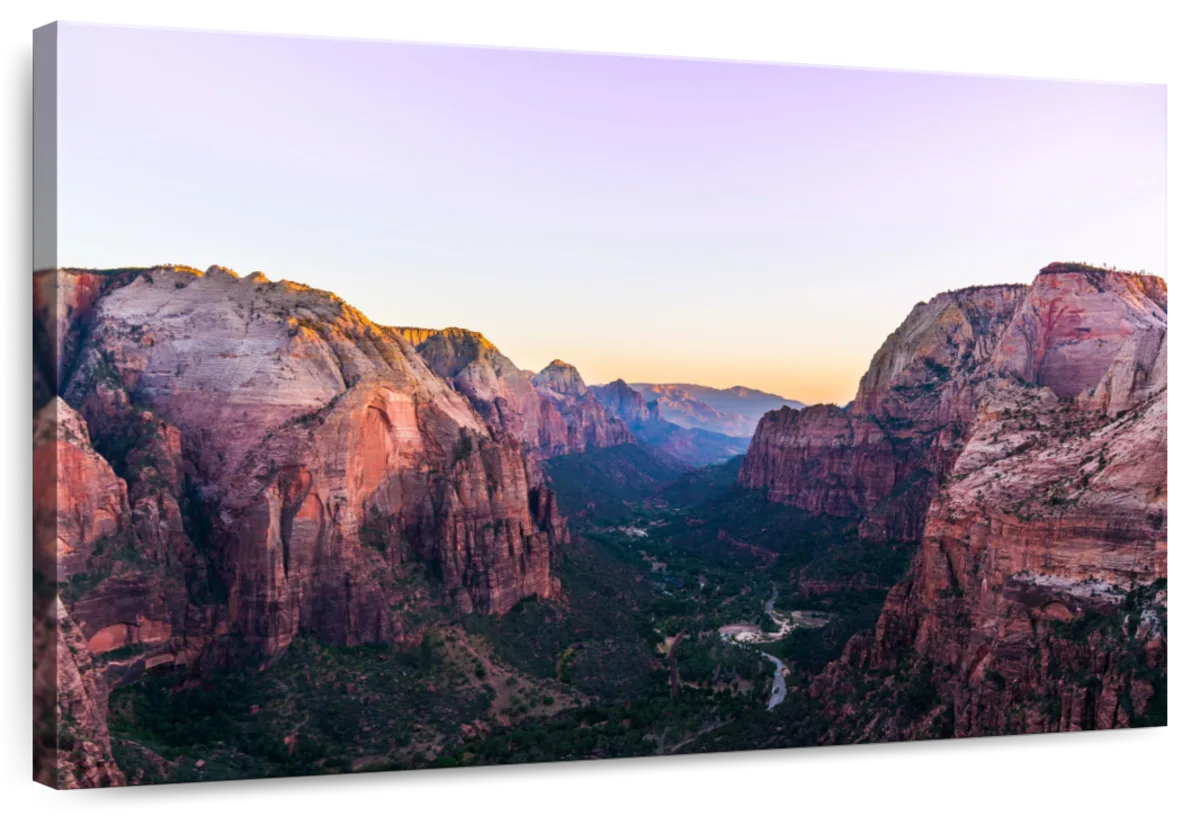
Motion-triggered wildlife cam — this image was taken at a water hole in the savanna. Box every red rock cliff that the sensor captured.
[739,283,1027,540]
[44,266,567,662]
[757,262,1170,739]
[814,372,1166,739]
[402,334,637,459]
[398,326,545,450]
[532,360,636,456]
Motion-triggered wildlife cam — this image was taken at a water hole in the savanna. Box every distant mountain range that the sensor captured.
[629,383,805,438]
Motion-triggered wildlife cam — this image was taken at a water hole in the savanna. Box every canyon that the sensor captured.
[35,260,1167,786]
[36,265,574,785]
[33,263,787,785]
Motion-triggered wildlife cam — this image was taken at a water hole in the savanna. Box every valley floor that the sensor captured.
[106,452,914,780]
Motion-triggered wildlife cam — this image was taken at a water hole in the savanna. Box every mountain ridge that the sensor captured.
[738,261,1167,739]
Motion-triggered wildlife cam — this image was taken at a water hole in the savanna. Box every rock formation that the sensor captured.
[814,374,1166,739]
[592,379,749,466]
[532,359,589,397]
[34,264,574,785]
[51,600,127,788]
[1080,326,1167,417]
[590,379,657,425]
[532,361,636,456]
[988,263,1167,399]
[58,266,566,645]
[738,262,1167,738]
[397,327,543,449]
[397,334,642,461]
[741,282,1028,540]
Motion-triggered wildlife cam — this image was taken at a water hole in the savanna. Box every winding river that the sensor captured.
[719,586,790,711]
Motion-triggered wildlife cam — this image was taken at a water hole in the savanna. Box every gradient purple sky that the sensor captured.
[56,22,1165,404]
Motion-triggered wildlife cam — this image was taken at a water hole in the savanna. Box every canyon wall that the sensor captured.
[400,333,639,459]
[35,265,573,785]
[740,263,1167,737]
[741,283,1027,541]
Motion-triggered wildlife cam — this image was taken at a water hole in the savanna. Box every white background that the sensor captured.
[28,20,1152,82]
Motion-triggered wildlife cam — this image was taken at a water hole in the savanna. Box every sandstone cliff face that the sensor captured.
[850,284,1027,426]
[533,361,636,456]
[739,405,896,516]
[43,266,566,662]
[815,377,1166,739]
[532,359,588,397]
[52,600,127,788]
[1081,326,1167,417]
[34,297,128,788]
[399,336,638,460]
[762,263,1170,740]
[740,283,1027,540]
[399,327,544,450]
[989,264,1167,399]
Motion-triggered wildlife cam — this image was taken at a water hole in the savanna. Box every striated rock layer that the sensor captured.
[814,375,1166,740]
[57,266,567,648]
[34,265,573,785]
[741,262,1167,739]
[52,601,127,788]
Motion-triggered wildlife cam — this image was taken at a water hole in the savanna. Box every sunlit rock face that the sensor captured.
[41,265,567,658]
[742,262,1167,739]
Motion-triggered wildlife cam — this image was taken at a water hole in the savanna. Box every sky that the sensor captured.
[55,23,1166,405]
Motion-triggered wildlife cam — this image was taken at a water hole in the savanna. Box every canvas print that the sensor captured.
[32,22,1167,789]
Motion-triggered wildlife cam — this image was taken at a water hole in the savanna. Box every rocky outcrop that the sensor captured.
[52,601,127,788]
[814,377,1167,740]
[35,398,130,583]
[399,337,640,461]
[850,284,1027,425]
[989,263,1167,399]
[740,283,1028,540]
[532,359,588,397]
[533,361,635,456]
[43,266,567,661]
[537,391,636,457]
[32,387,126,788]
[741,267,1169,546]
[590,379,657,425]
[399,327,543,449]
[34,312,221,674]
[1080,326,1167,417]
[758,262,1170,740]
[740,405,896,515]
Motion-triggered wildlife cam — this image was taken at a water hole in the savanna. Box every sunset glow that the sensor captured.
[56,24,1165,404]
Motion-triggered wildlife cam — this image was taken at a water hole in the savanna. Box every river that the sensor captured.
[718,585,790,711]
